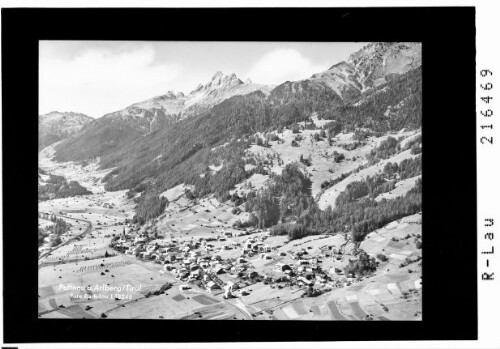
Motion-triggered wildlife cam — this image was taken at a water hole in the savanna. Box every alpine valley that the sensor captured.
[38,42,423,321]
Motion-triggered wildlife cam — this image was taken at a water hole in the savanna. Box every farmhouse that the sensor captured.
[274,263,292,273]
[134,236,146,245]
[329,267,342,275]
[199,262,210,269]
[261,245,272,253]
[139,251,151,259]
[297,276,314,286]
[206,281,220,292]
[297,259,310,265]
[189,269,201,278]
[213,266,225,274]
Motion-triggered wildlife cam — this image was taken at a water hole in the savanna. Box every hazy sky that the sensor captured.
[39,41,367,118]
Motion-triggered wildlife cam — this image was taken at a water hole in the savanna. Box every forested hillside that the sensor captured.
[318,67,422,131]
[93,66,420,224]
[49,43,422,228]
[38,173,92,201]
[85,67,420,196]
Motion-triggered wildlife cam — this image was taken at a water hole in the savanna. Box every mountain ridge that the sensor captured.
[50,71,275,158]
[39,111,93,149]
[52,42,421,175]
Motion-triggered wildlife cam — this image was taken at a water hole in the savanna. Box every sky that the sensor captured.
[39,41,367,118]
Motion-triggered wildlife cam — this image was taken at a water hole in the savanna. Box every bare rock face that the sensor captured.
[181,72,273,119]
[348,42,421,88]
[305,42,421,104]
[206,71,244,89]
[309,61,363,103]
[107,71,272,125]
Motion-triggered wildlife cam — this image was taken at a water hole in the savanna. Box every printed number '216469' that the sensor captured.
[480,69,493,145]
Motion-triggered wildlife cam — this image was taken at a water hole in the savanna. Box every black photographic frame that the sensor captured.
[2,6,476,343]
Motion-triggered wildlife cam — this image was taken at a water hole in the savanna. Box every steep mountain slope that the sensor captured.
[182,71,274,118]
[53,42,422,210]
[99,65,421,196]
[54,72,273,162]
[54,43,421,163]
[308,61,363,103]
[39,111,93,149]
[318,66,422,131]
[347,42,421,88]
[122,90,187,131]
[304,42,421,103]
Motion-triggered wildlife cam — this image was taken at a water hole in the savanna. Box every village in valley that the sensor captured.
[38,42,422,321]
[38,121,422,321]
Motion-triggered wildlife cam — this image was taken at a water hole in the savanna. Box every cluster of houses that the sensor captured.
[237,236,361,292]
[261,248,360,291]
[110,226,361,296]
[109,228,270,294]
[241,236,274,257]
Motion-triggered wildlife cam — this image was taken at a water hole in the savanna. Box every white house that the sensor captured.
[274,263,292,273]
[206,281,220,292]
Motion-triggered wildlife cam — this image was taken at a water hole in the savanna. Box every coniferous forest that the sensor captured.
[51,65,422,235]
[38,173,92,200]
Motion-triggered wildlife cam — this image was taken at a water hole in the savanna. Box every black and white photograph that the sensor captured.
[2,5,484,347]
[37,41,423,321]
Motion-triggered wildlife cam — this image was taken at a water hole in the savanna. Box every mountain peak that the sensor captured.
[161,90,186,99]
[40,111,93,121]
[211,71,224,80]
[39,111,93,149]
[327,61,354,71]
[347,42,421,87]
[193,71,243,93]
[223,73,242,86]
